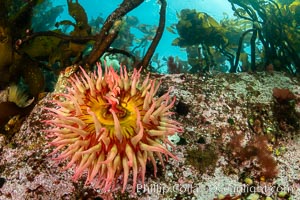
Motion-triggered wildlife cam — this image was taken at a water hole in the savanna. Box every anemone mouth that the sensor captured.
[95,104,129,123]
[79,89,146,140]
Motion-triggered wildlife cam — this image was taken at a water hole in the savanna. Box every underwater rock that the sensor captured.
[0,71,300,199]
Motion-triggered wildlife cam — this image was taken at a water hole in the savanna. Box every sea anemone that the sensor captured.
[8,84,34,107]
[44,62,183,193]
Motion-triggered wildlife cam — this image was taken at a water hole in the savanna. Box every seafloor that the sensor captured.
[0,69,299,200]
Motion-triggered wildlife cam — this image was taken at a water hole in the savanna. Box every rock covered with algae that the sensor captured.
[0,69,300,200]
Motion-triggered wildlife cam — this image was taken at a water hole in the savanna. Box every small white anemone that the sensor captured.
[8,84,34,108]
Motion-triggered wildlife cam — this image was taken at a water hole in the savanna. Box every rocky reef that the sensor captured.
[0,70,299,200]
